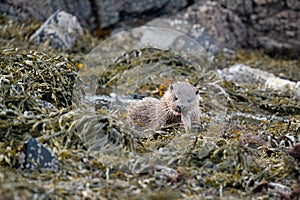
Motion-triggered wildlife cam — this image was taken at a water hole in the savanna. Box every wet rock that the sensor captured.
[18,138,59,171]
[29,11,83,50]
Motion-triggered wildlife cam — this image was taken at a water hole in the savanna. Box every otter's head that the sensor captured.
[169,82,199,114]
[168,82,200,132]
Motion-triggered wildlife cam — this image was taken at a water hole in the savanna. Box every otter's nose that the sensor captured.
[176,105,181,112]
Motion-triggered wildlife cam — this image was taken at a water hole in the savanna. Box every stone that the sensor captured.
[220,63,300,99]
[147,0,299,56]
[145,17,219,55]
[0,0,190,30]
[1,0,299,56]
[18,138,60,171]
[29,11,83,50]
[182,0,300,56]
[219,63,275,85]
[294,82,300,99]
[264,77,296,93]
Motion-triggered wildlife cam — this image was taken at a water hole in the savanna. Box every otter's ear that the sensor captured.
[170,84,174,91]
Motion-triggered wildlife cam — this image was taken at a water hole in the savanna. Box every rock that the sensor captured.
[145,18,219,55]
[182,1,247,50]
[146,0,300,56]
[0,0,190,31]
[29,11,83,50]
[218,63,275,85]
[264,77,296,93]
[0,1,95,29]
[220,63,300,99]
[295,82,300,99]
[18,138,59,171]
[181,0,300,56]
[1,0,299,55]
[264,77,300,98]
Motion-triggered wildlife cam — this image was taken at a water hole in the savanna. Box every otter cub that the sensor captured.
[127,82,200,132]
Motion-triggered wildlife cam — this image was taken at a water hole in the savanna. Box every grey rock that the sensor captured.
[265,77,296,93]
[143,1,246,53]
[182,0,300,55]
[295,82,300,99]
[0,0,96,29]
[18,138,60,171]
[145,17,219,55]
[29,11,83,50]
[148,0,299,56]
[219,63,275,85]
[1,0,299,55]
[220,63,300,99]
[95,0,189,28]
[0,0,190,30]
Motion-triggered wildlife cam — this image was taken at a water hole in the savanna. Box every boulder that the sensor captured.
[219,63,300,99]
[29,11,83,50]
[181,0,300,55]
[0,0,190,30]
[1,0,299,55]
[146,0,300,56]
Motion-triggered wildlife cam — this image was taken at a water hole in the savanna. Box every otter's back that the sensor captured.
[127,97,160,129]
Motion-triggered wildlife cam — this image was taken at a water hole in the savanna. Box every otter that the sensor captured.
[127,82,201,133]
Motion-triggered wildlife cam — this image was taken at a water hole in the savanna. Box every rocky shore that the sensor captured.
[1,0,299,56]
[0,1,300,199]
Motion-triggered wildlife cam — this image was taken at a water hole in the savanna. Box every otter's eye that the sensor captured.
[173,96,178,101]
[187,99,192,103]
